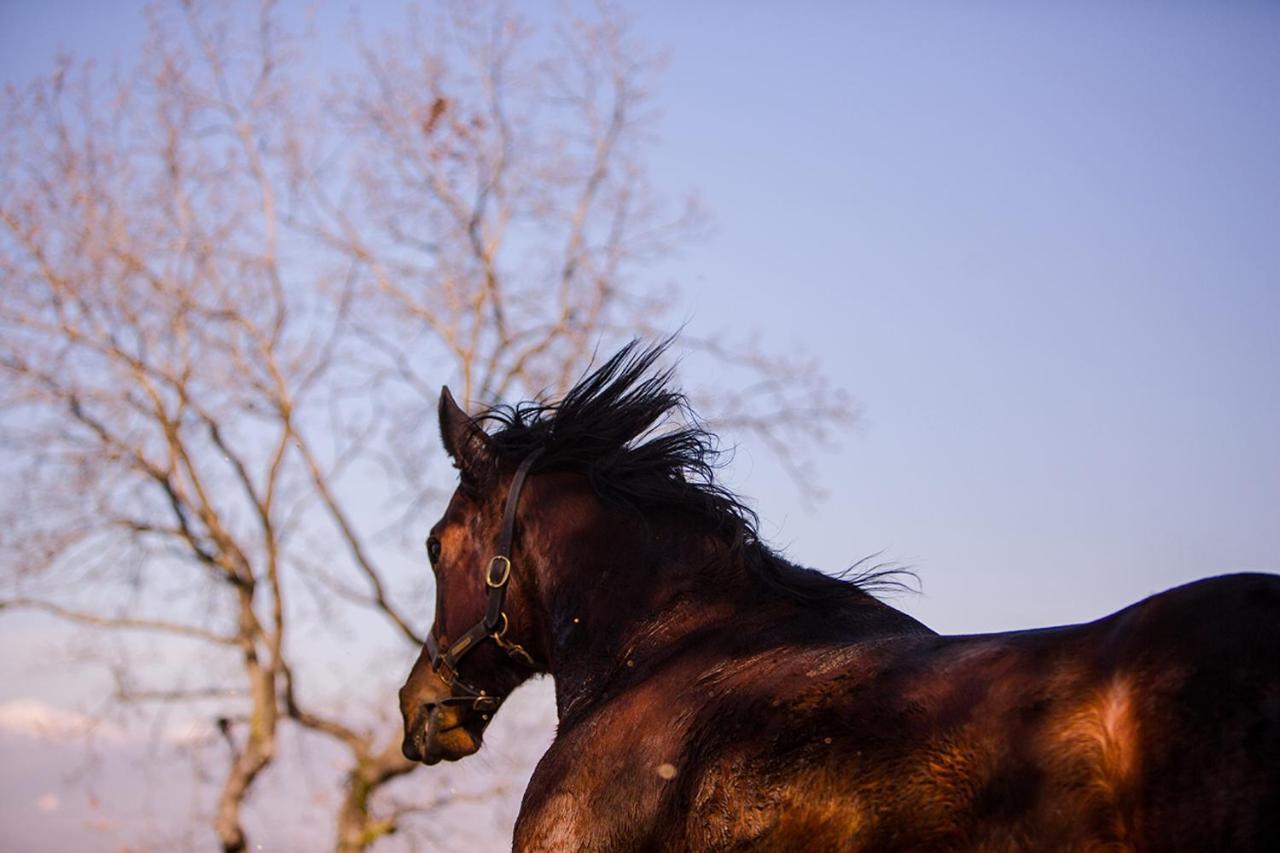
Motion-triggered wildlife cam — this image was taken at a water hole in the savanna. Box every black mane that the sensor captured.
[479,340,911,601]
[481,340,755,537]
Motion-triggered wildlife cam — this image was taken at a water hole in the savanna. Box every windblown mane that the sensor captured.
[480,340,911,600]
[481,340,753,534]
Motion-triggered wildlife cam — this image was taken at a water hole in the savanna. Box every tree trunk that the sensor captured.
[215,597,279,853]
[335,745,415,852]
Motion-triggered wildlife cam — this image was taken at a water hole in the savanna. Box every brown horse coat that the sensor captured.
[400,344,1280,851]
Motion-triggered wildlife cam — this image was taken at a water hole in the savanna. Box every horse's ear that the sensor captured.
[438,386,494,485]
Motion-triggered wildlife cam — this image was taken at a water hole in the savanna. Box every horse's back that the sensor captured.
[731,572,1280,851]
[516,573,1280,851]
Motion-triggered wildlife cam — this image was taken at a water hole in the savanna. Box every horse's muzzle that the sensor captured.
[402,701,481,765]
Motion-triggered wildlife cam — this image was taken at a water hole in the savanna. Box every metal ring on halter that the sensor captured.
[486,555,512,588]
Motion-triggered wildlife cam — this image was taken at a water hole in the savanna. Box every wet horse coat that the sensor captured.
[399,344,1280,851]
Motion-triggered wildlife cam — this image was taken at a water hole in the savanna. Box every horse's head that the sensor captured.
[400,340,740,764]
[399,387,548,765]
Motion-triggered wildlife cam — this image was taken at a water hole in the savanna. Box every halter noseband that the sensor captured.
[425,448,544,711]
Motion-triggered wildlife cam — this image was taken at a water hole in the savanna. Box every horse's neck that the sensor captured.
[539,520,927,723]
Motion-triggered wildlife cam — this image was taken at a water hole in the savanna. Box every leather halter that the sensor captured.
[425,449,544,711]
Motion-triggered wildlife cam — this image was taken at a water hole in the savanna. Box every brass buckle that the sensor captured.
[437,659,457,685]
[485,555,512,588]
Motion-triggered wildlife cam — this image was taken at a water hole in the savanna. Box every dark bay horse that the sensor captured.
[400,342,1280,851]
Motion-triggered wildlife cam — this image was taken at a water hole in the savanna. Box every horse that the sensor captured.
[399,341,1280,851]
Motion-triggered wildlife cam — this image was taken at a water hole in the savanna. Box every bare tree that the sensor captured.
[299,3,848,453]
[0,1,852,850]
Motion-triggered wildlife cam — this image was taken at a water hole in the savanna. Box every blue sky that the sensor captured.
[2,1,1276,630]
[629,2,1280,630]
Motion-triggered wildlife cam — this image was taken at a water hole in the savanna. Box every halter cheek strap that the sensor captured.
[426,448,544,710]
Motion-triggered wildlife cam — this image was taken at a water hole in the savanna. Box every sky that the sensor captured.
[628,2,1280,632]
[2,0,1278,848]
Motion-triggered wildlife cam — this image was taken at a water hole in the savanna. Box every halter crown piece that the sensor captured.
[425,448,544,710]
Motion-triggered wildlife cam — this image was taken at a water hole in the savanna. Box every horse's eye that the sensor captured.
[426,536,442,565]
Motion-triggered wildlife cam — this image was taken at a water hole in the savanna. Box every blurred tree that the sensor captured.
[0,1,851,850]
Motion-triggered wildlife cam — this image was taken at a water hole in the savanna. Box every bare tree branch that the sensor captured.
[1,597,239,646]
